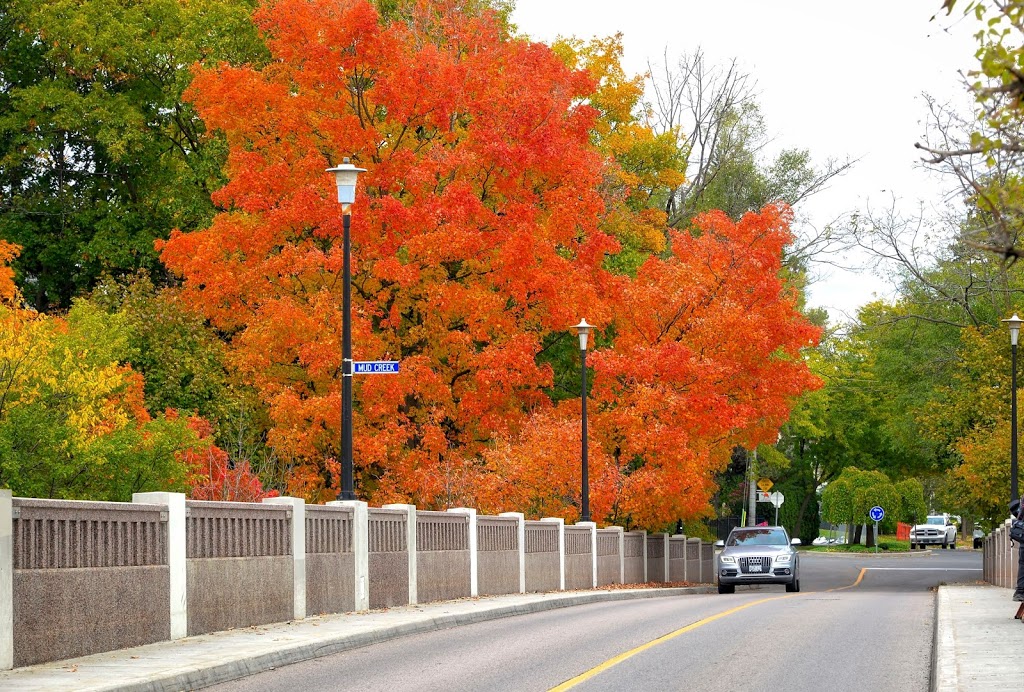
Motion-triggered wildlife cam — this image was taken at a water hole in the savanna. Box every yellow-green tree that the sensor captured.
[0,263,202,500]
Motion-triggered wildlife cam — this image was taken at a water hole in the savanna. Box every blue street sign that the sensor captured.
[353,361,400,375]
[869,506,884,522]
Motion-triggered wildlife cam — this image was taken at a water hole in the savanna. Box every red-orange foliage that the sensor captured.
[590,205,821,526]
[180,415,279,502]
[160,0,820,524]
[160,0,616,506]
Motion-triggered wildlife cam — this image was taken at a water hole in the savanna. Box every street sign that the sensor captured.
[353,361,400,375]
[869,506,885,522]
[757,478,774,492]
[756,491,771,502]
[769,491,785,509]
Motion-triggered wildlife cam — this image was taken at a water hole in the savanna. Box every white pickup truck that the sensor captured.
[909,514,958,549]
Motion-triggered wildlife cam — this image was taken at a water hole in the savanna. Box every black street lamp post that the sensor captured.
[1005,314,1023,504]
[573,319,595,523]
[327,158,366,501]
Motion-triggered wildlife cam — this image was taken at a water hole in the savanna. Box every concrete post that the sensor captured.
[0,491,12,670]
[328,500,369,611]
[660,533,670,583]
[385,504,418,604]
[577,522,597,588]
[133,492,187,639]
[541,517,566,591]
[500,512,526,594]
[449,508,478,597]
[263,496,306,620]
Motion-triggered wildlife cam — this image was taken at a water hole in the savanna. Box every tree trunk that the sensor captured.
[865,524,876,548]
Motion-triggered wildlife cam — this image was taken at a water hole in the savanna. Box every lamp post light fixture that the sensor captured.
[326,158,366,501]
[573,318,595,523]
[1004,313,1023,504]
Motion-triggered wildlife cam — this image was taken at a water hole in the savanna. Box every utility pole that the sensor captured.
[747,448,757,527]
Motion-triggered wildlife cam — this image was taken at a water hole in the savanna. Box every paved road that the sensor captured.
[211,550,982,692]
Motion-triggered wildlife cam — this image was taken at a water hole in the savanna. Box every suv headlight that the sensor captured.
[719,555,736,564]
[775,554,792,564]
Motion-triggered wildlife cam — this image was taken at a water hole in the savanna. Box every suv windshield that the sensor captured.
[727,528,789,546]
[926,517,945,525]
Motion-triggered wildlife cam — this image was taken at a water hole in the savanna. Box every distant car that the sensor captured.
[973,528,985,549]
[811,536,830,546]
[715,526,801,594]
[909,514,958,549]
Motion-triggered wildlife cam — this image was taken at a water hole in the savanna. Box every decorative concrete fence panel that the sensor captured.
[305,505,354,615]
[685,537,701,583]
[646,534,667,583]
[564,526,593,590]
[368,508,410,609]
[477,516,519,596]
[12,498,170,667]
[416,511,471,602]
[524,521,560,592]
[185,501,292,636]
[623,532,645,584]
[596,529,621,587]
[701,541,714,583]
[668,535,686,582]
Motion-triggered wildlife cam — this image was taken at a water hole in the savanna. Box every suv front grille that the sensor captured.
[739,556,772,574]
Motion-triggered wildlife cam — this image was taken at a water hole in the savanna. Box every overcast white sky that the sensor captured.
[511,1,981,323]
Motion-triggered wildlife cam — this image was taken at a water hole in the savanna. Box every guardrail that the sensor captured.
[983,518,1019,588]
[0,491,717,669]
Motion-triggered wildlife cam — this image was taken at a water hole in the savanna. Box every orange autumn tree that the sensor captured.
[592,204,821,526]
[160,0,618,505]
[479,205,821,527]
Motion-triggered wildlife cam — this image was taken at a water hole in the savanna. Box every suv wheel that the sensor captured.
[718,583,735,594]
[785,577,800,593]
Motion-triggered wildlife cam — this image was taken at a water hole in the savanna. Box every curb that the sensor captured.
[104,586,714,692]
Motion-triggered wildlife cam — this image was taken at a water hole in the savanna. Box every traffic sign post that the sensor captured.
[353,361,400,375]
[757,478,774,493]
[869,506,884,553]
[769,491,784,525]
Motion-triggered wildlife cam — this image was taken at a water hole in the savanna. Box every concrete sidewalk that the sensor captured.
[0,582,1016,691]
[934,584,1024,691]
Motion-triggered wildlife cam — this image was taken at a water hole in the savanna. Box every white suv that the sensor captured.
[909,515,958,550]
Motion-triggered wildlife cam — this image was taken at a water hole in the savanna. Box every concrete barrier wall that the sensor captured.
[305,505,355,615]
[11,498,170,667]
[646,534,667,582]
[596,529,621,586]
[524,521,560,592]
[185,501,293,636]
[416,511,471,603]
[0,492,718,669]
[668,535,686,582]
[477,516,519,596]
[623,531,645,584]
[369,508,409,609]
[564,526,593,590]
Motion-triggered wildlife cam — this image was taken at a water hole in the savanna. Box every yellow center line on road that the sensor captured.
[550,568,871,691]
[548,594,798,691]
[827,567,867,592]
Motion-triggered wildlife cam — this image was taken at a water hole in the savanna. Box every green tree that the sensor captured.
[0,0,267,311]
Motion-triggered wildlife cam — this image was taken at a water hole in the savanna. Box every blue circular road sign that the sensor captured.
[869,506,884,522]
